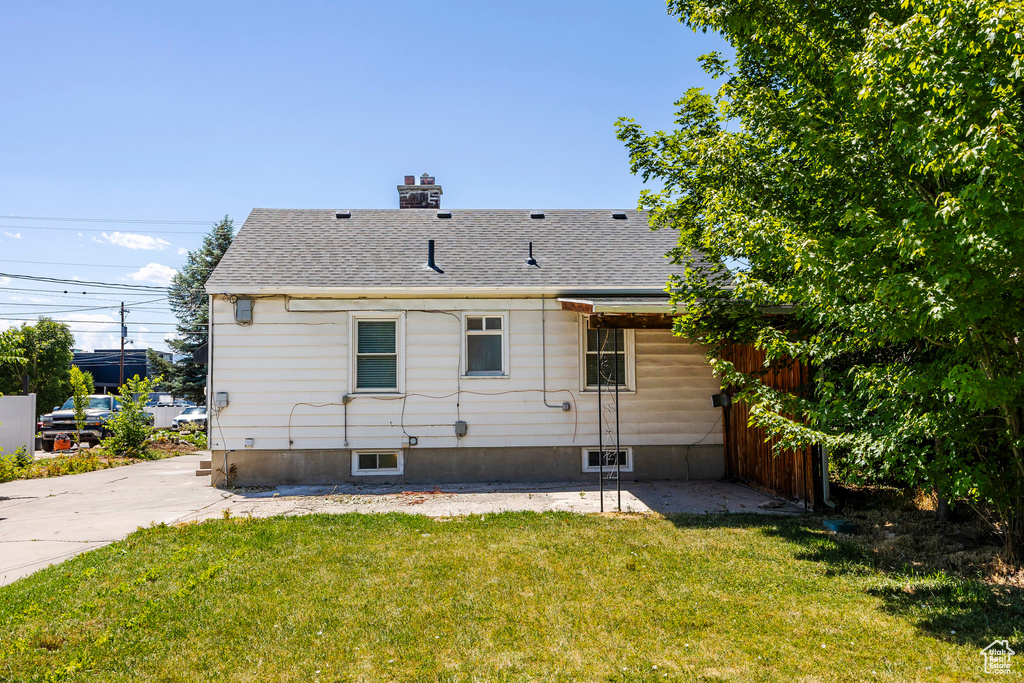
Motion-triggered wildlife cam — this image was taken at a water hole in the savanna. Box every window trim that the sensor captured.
[578,316,635,392]
[581,446,633,473]
[351,450,405,476]
[460,311,510,378]
[349,312,405,394]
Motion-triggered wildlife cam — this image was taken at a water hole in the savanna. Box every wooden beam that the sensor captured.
[559,300,594,314]
[588,314,674,329]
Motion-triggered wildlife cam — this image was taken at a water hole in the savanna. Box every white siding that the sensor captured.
[208,297,722,451]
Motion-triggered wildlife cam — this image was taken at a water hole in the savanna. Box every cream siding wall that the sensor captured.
[209,296,722,452]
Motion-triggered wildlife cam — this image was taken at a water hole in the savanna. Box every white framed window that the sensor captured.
[462,312,509,377]
[581,447,633,473]
[350,312,404,393]
[579,317,634,391]
[351,450,404,476]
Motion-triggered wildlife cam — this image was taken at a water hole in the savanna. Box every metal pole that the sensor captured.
[119,302,125,387]
[597,325,604,513]
[614,328,621,511]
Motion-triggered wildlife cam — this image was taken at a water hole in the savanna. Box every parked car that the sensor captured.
[38,395,122,451]
[172,406,207,430]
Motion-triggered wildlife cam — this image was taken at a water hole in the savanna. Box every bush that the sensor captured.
[178,422,208,449]
[103,375,161,459]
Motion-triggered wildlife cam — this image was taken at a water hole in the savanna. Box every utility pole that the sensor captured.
[119,302,126,387]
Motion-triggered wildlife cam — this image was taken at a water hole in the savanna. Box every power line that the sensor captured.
[0,285,168,298]
[0,258,180,269]
[0,316,205,327]
[0,214,210,225]
[0,272,167,291]
[0,224,208,235]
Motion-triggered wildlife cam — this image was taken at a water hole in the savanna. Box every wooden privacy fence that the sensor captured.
[719,344,819,507]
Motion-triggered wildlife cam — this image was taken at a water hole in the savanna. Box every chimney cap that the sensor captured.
[403,175,416,185]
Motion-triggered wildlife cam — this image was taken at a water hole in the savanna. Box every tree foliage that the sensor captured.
[0,318,75,415]
[104,374,160,459]
[618,0,1024,552]
[69,365,95,446]
[155,216,234,404]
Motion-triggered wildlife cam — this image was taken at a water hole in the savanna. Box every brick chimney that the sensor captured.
[398,172,443,209]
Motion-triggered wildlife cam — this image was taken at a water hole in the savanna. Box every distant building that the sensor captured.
[71,349,172,393]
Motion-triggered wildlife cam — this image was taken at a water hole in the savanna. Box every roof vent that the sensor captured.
[526,242,539,267]
[436,210,452,219]
[426,239,444,274]
[336,211,351,219]
[612,211,627,220]
[530,211,545,219]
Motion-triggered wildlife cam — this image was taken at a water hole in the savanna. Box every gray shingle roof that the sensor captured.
[205,209,700,292]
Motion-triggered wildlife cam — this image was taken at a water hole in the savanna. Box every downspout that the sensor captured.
[209,295,233,487]
[821,443,836,508]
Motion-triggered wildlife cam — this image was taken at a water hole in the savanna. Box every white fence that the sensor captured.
[0,394,36,457]
[144,405,187,429]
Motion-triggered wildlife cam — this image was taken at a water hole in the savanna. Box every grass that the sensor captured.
[0,512,1020,682]
[0,436,198,484]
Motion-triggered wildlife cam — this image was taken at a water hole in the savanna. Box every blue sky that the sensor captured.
[0,1,727,352]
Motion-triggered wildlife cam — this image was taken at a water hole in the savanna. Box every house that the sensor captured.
[70,348,172,394]
[203,174,725,486]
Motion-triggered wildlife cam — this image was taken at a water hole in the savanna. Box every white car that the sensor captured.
[172,406,207,430]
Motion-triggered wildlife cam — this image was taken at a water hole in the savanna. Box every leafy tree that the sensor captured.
[617,0,1024,554]
[104,374,160,459]
[153,216,234,404]
[0,318,75,415]
[69,365,95,447]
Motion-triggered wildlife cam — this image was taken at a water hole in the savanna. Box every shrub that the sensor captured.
[103,375,161,459]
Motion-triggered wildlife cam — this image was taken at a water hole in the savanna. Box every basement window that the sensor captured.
[581,447,633,473]
[352,451,404,476]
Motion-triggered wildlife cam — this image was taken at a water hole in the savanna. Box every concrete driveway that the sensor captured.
[1,452,802,586]
[0,453,229,586]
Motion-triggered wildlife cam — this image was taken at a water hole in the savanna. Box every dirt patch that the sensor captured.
[149,442,199,456]
[826,484,1021,586]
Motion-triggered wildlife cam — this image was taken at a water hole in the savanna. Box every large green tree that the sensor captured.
[150,216,234,404]
[618,0,1024,553]
[0,318,75,415]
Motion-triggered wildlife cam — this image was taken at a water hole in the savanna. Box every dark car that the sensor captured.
[38,395,122,451]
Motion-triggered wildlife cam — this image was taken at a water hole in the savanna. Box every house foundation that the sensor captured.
[210,445,724,487]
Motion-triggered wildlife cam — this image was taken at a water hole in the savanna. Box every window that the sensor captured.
[463,313,508,377]
[351,451,404,476]
[581,447,633,473]
[351,314,403,393]
[580,320,633,391]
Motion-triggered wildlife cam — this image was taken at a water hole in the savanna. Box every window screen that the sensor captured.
[466,315,504,374]
[355,452,401,472]
[585,328,626,387]
[587,450,628,468]
[356,320,397,390]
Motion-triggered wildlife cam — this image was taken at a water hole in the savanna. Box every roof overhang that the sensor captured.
[556,296,673,314]
[204,286,671,298]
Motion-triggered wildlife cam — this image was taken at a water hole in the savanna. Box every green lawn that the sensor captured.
[0,512,1019,682]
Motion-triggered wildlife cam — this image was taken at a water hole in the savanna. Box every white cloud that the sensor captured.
[28,296,54,304]
[58,313,119,352]
[3,232,21,239]
[97,232,171,251]
[177,247,188,255]
[126,263,176,286]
